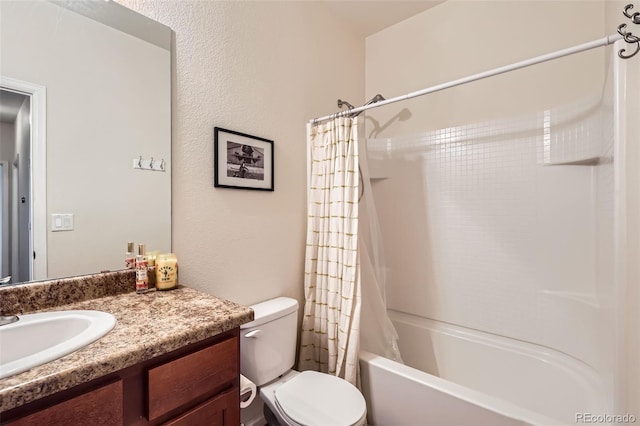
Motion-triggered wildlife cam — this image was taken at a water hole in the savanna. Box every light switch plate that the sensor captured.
[52,214,74,231]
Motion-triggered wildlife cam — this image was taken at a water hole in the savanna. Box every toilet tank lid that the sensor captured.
[241,297,298,329]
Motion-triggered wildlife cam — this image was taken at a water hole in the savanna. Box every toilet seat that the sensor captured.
[273,371,367,426]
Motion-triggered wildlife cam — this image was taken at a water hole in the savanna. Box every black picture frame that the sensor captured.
[214,127,274,191]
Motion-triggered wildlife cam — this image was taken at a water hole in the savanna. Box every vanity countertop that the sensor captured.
[0,272,254,412]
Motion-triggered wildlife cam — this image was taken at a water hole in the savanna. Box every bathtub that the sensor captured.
[359,310,609,425]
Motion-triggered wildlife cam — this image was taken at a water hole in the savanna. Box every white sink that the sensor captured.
[0,310,116,379]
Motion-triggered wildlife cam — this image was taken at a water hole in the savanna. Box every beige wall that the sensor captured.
[365,0,605,137]
[119,0,364,306]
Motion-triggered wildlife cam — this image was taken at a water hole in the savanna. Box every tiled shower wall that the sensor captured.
[367,77,615,386]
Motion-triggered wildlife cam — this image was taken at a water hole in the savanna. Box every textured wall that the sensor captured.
[118,1,364,306]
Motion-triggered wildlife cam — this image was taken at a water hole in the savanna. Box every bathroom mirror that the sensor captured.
[0,0,172,285]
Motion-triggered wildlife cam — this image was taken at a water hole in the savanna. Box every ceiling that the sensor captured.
[322,0,444,37]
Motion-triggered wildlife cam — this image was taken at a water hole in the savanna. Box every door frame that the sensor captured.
[0,76,47,281]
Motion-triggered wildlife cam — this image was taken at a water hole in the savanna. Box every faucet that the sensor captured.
[0,276,10,285]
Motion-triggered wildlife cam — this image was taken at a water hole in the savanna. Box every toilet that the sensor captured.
[240,297,367,426]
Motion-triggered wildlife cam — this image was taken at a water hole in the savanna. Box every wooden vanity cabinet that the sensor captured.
[162,387,239,426]
[146,332,239,424]
[1,329,240,426]
[5,380,124,426]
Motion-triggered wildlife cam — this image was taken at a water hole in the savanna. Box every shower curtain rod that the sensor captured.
[309,33,624,125]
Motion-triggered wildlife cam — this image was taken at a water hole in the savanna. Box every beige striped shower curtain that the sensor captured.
[298,117,361,386]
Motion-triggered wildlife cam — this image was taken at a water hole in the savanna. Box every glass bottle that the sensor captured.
[125,242,136,269]
[135,243,149,293]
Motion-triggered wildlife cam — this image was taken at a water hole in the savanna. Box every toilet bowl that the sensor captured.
[240,297,367,426]
[260,370,367,426]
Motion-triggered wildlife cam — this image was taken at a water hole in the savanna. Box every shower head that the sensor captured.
[335,94,386,118]
[367,94,385,105]
[353,94,386,117]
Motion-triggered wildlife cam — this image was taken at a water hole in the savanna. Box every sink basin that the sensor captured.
[0,310,116,379]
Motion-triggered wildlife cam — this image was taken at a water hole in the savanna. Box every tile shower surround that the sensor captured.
[367,92,615,392]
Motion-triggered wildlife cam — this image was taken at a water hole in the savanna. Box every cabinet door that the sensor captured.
[7,380,123,426]
[162,387,239,426]
[147,336,238,421]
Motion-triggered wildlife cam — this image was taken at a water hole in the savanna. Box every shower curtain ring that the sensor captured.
[617,23,640,59]
[623,4,640,23]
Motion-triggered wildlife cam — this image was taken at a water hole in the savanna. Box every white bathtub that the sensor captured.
[359,310,609,425]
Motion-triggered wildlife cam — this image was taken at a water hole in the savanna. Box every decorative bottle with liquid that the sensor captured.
[147,251,160,289]
[125,242,136,269]
[135,244,149,293]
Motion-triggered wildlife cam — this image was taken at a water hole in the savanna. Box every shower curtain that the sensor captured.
[357,133,403,363]
[299,117,361,385]
[299,116,403,385]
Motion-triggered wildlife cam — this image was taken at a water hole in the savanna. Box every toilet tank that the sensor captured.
[240,297,299,386]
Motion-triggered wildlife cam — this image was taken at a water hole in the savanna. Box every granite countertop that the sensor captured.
[0,271,254,412]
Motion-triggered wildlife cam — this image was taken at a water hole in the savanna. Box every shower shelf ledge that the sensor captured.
[543,156,610,166]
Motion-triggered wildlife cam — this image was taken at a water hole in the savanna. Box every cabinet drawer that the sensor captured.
[163,386,239,426]
[147,336,238,421]
[8,380,123,426]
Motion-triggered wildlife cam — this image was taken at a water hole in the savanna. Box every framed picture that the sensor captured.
[214,127,274,191]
